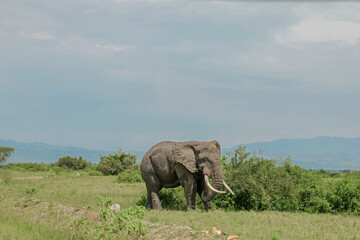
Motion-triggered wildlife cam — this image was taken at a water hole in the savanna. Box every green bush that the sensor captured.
[50,166,64,174]
[2,163,50,172]
[56,156,91,170]
[117,164,142,183]
[159,188,187,210]
[97,149,136,176]
[87,169,103,176]
[47,170,56,178]
[214,146,360,215]
[25,186,38,195]
[137,187,188,210]
[326,178,360,214]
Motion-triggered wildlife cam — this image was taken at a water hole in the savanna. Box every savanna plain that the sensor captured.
[0,167,359,240]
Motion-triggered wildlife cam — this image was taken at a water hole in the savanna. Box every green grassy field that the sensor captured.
[1,168,359,240]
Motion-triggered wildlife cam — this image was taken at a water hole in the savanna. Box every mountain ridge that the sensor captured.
[222,136,360,170]
[0,138,142,164]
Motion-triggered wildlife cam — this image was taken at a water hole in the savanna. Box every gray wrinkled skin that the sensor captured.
[140,140,224,210]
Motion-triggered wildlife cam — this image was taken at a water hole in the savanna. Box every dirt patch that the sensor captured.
[13,198,99,223]
[142,221,229,240]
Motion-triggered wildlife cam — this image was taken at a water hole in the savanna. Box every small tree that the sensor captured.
[97,149,136,175]
[0,146,15,163]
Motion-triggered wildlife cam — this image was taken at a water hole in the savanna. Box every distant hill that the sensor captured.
[1,137,359,169]
[0,139,139,164]
[223,136,360,170]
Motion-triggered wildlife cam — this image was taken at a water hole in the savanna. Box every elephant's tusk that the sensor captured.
[204,175,226,194]
[223,180,234,195]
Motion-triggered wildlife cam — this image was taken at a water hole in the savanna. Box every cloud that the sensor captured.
[95,44,134,52]
[276,3,360,46]
[19,31,55,40]
[277,18,360,45]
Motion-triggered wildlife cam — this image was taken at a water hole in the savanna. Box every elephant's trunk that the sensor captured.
[201,164,224,202]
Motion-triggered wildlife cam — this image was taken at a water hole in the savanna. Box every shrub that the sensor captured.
[137,187,188,210]
[72,197,147,239]
[47,170,56,178]
[214,146,360,215]
[97,149,136,176]
[50,166,64,174]
[87,169,103,176]
[326,178,360,214]
[2,163,50,172]
[56,156,91,170]
[159,188,187,210]
[25,186,38,195]
[215,149,302,211]
[117,164,142,183]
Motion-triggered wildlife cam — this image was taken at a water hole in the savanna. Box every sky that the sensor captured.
[1,1,360,152]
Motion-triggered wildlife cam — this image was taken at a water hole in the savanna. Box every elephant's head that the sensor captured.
[172,140,233,202]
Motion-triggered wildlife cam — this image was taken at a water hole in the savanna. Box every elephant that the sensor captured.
[140,140,234,210]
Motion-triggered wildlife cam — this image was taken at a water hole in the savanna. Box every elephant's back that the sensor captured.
[140,141,177,179]
[142,141,176,161]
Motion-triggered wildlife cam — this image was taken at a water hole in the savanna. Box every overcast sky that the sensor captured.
[1,1,360,151]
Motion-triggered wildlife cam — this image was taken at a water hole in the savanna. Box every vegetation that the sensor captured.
[56,155,91,170]
[97,149,137,176]
[72,197,146,239]
[0,146,15,163]
[1,145,360,239]
[2,162,51,172]
[117,164,142,183]
[213,146,360,215]
[1,162,102,176]
[0,166,359,239]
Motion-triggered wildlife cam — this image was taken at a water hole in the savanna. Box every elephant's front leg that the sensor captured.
[197,178,212,211]
[183,180,197,210]
[175,164,197,210]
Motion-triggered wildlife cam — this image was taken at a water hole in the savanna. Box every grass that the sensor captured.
[1,168,360,240]
[0,168,145,209]
[0,213,69,240]
[144,210,360,240]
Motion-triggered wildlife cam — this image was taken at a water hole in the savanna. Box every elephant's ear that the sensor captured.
[172,144,198,173]
[210,140,221,152]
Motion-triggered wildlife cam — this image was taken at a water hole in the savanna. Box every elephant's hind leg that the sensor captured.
[145,191,152,209]
[144,175,163,210]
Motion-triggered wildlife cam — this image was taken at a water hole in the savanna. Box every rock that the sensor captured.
[227,235,239,240]
[109,203,120,212]
[211,227,221,235]
[201,230,210,237]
